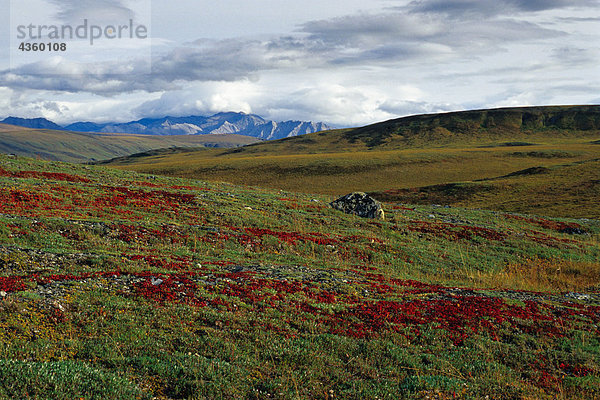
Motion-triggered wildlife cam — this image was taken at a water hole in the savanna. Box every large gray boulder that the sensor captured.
[329,192,385,220]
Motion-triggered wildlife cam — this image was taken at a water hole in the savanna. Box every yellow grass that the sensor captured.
[467,258,600,293]
[110,141,596,188]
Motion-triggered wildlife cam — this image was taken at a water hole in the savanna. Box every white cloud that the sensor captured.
[133,81,260,118]
[405,0,600,17]
[48,0,137,25]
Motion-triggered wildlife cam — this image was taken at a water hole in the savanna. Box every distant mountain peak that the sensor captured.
[4,112,333,140]
[1,117,64,131]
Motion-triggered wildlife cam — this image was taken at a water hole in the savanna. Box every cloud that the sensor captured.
[405,0,600,18]
[133,81,260,118]
[249,81,434,127]
[152,39,274,82]
[551,47,597,66]
[301,13,444,47]
[2,0,569,96]
[0,56,173,95]
[555,16,600,23]
[0,0,569,96]
[128,78,440,128]
[298,11,564,64]
[0,37,299,95]
[48,0,136,25]
[0,87,73,122]
[378,99,458,117]
[0,85,162,124]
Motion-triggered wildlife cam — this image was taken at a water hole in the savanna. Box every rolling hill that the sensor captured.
[100,105,600,218]
[0,123,259,163]
[337,104,600,149]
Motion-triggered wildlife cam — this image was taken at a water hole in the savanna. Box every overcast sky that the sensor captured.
[0,0,599,127]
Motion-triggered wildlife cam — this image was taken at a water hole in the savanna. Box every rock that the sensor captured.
[151,277,163,286]
[559,227,587,235]
[565,292,591,301]
[329,192,385,220]
[53,300,66,312]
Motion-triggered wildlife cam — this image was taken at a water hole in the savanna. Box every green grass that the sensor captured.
[0,154,599,399]
[0,360,145,399]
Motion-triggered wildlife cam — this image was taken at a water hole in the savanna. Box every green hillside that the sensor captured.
[100,106,600,219]
[339,105,600,149]
[0,124,259,163]
[0,154,599,399]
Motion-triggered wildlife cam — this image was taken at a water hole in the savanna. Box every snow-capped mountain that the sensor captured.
[1,112,332,140]
[246,121,331,140]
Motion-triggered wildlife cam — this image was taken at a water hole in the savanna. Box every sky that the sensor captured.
[0,0,599,127]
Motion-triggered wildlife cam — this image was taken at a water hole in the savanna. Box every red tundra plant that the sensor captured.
[33,271,123,285]
[0,190,57,211]
[126,254,193,271]
[133,273,208,307]
[0,167,91,183]
[236,227,339,246]
[91,186,196,213]
[110,223,188,244]
[558,362,593,377]
[0,276,28,292]
[505,214,585,233]
[326,294,600,345]
[523,230,580,247]
[405,220,507,241]
[526,357,582,392]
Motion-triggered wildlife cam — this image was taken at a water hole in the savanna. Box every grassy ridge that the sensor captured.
[0,155,599,399]
[0,123,258,162]
[340,105,600,149]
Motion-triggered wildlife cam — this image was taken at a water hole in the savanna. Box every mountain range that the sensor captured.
[1,113,333,140]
